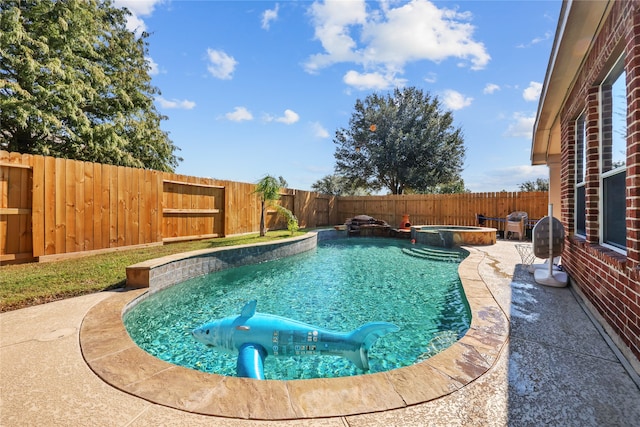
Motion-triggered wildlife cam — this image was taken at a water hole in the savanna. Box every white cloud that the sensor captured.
[262,4,279,30]
[264,109,300,124]
[145,56,159,75]
[311,122,330,138]
[305,0,490,89]
[115,0,162,16]
[442,89,473,110]
[114,0,164,35]
[502,164,548,180]
[156,96,195,110]
[224,107,253,122]
[362,1,490,70]
[517,31,552,48]
[484,83,500,94]
[504,112,535,138]
[523,81,542,102]
[206,49,238,80]
[276,109,300,124]
[304,0,367,74]
[343,70,406,90]
[423,72,437,84]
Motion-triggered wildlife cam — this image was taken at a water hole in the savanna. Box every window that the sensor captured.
[575,113,586,236]
[600,62,627,250]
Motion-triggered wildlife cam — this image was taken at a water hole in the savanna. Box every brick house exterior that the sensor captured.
[532,0,639,373]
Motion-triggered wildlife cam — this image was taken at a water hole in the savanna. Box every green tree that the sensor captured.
[255,175,298,236]
[255,175,282,237]
[433,178,469,194]
[311,174,371,196]
[333,87,465,194]
[0,0,180,171]
[518,178,549,192]
[277,176,288,188]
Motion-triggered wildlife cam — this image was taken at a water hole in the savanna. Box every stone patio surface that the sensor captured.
[2,240,639,426]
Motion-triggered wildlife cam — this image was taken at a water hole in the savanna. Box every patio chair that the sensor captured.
[532,214,568,287]
[505,211,527,240]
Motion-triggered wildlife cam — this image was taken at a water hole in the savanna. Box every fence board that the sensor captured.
[162,177,172,238]
[32,155,45,257]
[0,162,7,260]
[93,162,103,249]
[131,168,140,246]
[141,170,150,244]
[188,176,196,235]
[122,167,130,246]
[176,176,185,237]
[207,181,214,235]
[54,158,65,253]
[18,154,30,255]
[64,160,75,251]
[83,162,93,251]
[117,166,126,246]
[153,171,162,242]
[41,156,53,255]
[74,160,83,252]
[6,158,20,255]
[103,164,113,248]
[107,164,117,247]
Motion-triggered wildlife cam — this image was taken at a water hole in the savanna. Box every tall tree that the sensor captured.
[0,0,180,171]
[518,178,549,192]
[333,87,465,194]
[311,174,371,196]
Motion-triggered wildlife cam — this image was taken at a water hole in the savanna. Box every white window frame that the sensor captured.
[598,56,627,254]
[575,111,587,237]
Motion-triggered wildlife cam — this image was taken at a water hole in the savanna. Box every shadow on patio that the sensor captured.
[504,259,640,425]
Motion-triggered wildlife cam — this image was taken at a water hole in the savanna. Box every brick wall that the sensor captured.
[560,0,640,370]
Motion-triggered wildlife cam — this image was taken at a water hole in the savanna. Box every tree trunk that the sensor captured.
[260,200,266,236]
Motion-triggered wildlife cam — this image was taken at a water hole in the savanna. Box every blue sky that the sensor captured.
[114,0,560,192]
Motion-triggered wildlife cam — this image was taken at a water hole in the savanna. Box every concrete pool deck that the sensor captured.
[2,239,640,426]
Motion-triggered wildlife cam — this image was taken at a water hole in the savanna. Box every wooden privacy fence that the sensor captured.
[0,150,336,263]
[1,150,548,264]
[337,192,549,230]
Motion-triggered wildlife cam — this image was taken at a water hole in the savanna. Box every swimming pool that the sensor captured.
[81,235,508,419]
[124,237,471,380]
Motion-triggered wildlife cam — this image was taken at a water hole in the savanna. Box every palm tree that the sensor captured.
[255,175,281,236]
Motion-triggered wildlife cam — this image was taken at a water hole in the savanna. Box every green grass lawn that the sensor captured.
[0,230,305,312]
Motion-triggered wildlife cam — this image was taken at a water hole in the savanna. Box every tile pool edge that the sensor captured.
[80,235,509,420]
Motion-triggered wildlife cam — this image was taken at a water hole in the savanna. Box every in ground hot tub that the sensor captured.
[411,225,496,248]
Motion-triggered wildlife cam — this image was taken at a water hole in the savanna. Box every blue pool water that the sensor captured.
[124,237,471,380]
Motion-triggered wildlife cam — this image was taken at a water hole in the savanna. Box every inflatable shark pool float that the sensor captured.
[192,300,399,380]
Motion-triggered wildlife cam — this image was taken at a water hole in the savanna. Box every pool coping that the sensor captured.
[79,235,509,420]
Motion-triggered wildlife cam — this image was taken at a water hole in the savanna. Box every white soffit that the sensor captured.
[531,0,612,165]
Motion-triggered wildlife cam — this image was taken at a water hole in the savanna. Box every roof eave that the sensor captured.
[531,0,612,166]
